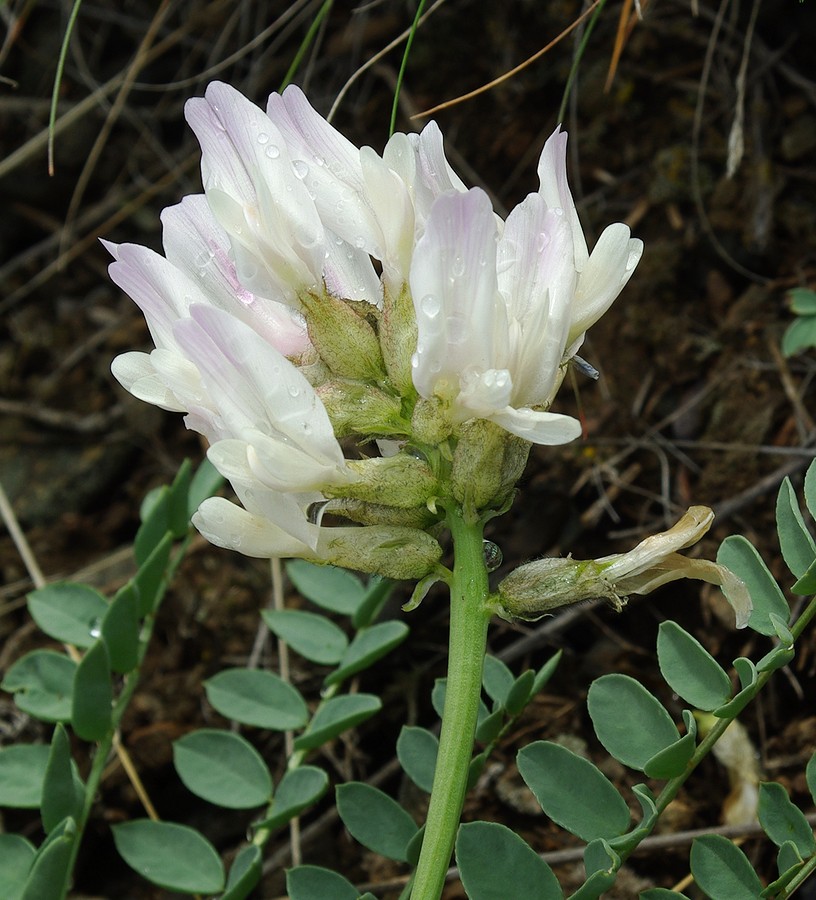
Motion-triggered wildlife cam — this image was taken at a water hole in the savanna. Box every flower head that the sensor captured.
[108,80,643,564]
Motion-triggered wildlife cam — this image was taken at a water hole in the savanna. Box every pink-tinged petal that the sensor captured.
[106,242,200,350]
[176,305,343,467]
[193,496,313,557]
[498,196,577,404]
[412,121,468,210]
[185,83,325,301]
[458,369,514,418]
[569,225,643,345]
[161,195,310,357]
[536,126,589,271]
[267,86,385,259]
[490,407,582,445]
[410,189,500,401]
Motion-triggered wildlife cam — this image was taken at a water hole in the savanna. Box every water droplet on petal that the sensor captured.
[451,255,466,277]
[287,384,300,398]
[420,294,441,318]
[265,144,281,159]
[536,231,550,253]
[354,236,366,249]
[625,249,640,271]
[292,159,309,179]
[483,540,503,572]
[257,132,269,145]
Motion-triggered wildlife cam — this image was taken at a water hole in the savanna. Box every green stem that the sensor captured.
[411,506,492,900]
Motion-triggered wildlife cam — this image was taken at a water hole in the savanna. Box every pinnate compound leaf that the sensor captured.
[222,844,262,900]
[456,821,562,899]
[324,620,409,687]
[71,640,113,741]
[42,725,83,834]
[758,782,816,857]
[255,765,328,831]
[642,713,696,780]
[135,486,171,566]
[776,478,816,579]
[187,456,224,517]
[657,621,732,710]
[805,457,816,520]
[517,741,630,841]
[293,693,381,751]
[205,668,308,730]
[432,678,489,723]
[336,782,418,861]
[717,536,789,635]
[286,560,365,615]
[2,650,76,723]
[261,608,348,665]
[0,834,35,900]
[101,583,140,674]
[132,531,173,617]
[806,752,816,806]
[505,669,536,716]
[532,650,562,695]
[690,834,763,899]
[286,865,360,900]
[112,820,224,893]
[27,583,108,650]
[20,820,75,900]
[482,655,515,706]
[173,729,272,809]
[0,744,51,808]
[397,726,438,793]
[783,316,816,357]
[714,657,758,718]
[588,674,678,770]
[475,708,504,744]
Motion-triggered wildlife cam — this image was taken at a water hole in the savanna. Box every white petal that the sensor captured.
[193,496,312,558]
[322,231,383,306]
[489,407,582,445]
[569,225,643,344]
[536,126,589,271]
[603,507,715,581]
[410,189,500,401]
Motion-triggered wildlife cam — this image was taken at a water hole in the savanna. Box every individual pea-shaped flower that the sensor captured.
[497,507,752,628]
[409,128,643,445]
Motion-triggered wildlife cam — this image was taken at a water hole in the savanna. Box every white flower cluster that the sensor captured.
[107,82,642,574]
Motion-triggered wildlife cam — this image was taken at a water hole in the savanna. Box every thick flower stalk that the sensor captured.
[109,81,643,571]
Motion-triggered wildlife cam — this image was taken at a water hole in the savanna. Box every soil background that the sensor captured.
[2,0,816,897]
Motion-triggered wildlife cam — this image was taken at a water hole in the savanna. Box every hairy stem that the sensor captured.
[410,505,492,900]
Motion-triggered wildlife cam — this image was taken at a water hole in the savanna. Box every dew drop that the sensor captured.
[354,236,366,249]
[625,248,640,271]
[429,360,442,374]
[451,255,466,277]
[292,159,309,179]
[536,231,550,253]
[88,617,102,639]
[265,144,281,159]
[420,293,441,318]
[483,540,503,572]
[257,132,269,145]
[287,384,300,398]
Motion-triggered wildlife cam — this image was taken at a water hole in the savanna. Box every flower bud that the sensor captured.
[300,290,386,382]
[451,419,531,512]
[327,499,438,529]
[317,525,443,580]
[326,455,439,508]
[411,395,453,446]
[498,557,621,620]
[378,283,418,395]
[316,379,408,438]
